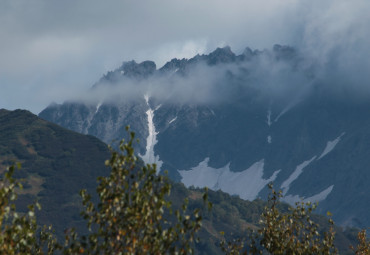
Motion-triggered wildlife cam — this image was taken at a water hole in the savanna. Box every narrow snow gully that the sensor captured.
[266,108,272,144]
[139,95,163,172]
[267,108,272,127]
[280,156,317,196]
[95,101,102,114]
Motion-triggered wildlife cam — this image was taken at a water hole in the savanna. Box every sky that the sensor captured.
[1,0,370,114]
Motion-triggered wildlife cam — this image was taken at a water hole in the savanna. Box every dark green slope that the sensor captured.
[172,184,358,254]
[0,109,358,253]
[0,109,111,237]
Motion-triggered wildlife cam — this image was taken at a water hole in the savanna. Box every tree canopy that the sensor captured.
[0,128,368,254]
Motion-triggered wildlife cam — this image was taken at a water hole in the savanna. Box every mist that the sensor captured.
[1,0,370,113]
[74,40,362,109]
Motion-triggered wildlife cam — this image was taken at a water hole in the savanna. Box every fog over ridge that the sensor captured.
[1,0,370,113]
[67,41,369,109]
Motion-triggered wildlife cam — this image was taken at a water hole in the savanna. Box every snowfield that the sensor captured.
[179,158,280,200]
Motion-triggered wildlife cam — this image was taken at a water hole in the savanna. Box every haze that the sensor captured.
[0,0,369,113]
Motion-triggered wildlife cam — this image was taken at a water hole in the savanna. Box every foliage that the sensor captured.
[0,120,368,254]
[350,229,370,255]
[221,184,338,254]
[62,127,208,254]
[0,164,58,255]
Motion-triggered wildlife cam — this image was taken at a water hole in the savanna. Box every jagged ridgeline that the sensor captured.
[39,45,370,228]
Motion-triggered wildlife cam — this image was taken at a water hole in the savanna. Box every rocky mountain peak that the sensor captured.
[241,47,262,61]
[120,60,156,78]
[39,44,370,228]
[159,58,188,73]
[207,46,236,65]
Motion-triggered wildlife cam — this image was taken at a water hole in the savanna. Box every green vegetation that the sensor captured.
[0,109,111,238]
[220,185,338,254]
[62,128,208,254]
[0,110,368,254]
[350,229,370,255]
[1,132,368,254]
[0,164,58,254]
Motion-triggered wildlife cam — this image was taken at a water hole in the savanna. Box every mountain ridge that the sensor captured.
[0,108,111,237]
[0,109,359,253]
[39,45,370,228]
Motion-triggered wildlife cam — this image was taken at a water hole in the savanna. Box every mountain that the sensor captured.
[0,109,111,237]
[0,109,359,253]
[39,45,370,228]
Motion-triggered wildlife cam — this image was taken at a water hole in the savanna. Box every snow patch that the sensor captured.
[280,156,316,195]
[120,70,125,75]
[139,95,163,172]
[95,102,102,114]
[267,135,272,144]
[282,185,334,205]
[305,185,334,202]
[267,109,272,127]
[155,104,162,111]
[274,98,302,122]
[169,116,177,124]
[318,133,345,160]
[178,159,281,201]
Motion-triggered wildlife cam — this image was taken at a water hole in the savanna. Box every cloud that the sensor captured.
[73,48,314,110]
[0,0,369,113]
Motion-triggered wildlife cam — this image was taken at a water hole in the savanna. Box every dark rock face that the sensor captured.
[39,45,370,228]
[40,100,149,154]
[207,46,236,65]
[121,60,156,78]
[159,58,188,74]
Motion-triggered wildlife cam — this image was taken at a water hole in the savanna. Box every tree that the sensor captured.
[62,127,208,254]
[1,129,368,254]
[0,164,58,255]
[221,184,338,254]
[350,229,370,255]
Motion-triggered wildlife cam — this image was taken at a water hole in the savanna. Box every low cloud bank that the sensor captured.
[73,39,370,108]
[2,0,370,112]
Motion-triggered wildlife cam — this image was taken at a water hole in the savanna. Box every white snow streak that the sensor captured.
[304,185,334,202]
[280,156,316,195]
[274,99,302,122]
[139,95,163,172]
[155,104,162,111]
[282,185,334,205]
[169,116,177,124]
[178,158,280,201]
[318,133,345,160]
[95,102,102,114]
[267,135,272,144]
[267,109,272,127]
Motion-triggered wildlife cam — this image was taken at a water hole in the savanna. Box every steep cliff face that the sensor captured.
[40,100,149,154]
[39,45,370,228]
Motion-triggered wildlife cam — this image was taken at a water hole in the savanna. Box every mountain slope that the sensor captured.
[0,109,111,236]
[0,109,359,253]
[39,45,370,228]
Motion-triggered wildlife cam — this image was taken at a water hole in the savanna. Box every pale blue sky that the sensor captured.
[0,0,369,114]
